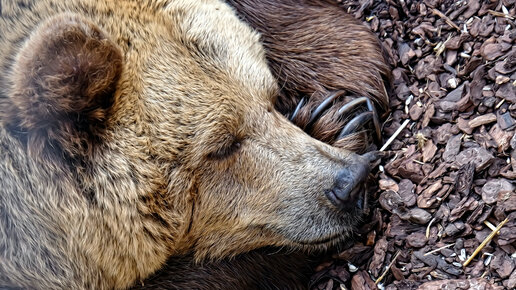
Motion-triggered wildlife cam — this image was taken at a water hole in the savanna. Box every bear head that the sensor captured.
[0,1,375,287]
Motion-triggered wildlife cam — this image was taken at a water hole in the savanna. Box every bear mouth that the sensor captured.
[293,218,361,247]
[292,230,350,249]
[292,186,367,248]
[296,234,343,246]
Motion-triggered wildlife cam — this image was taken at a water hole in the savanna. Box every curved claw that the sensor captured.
[366,98,382,142]
[289,97,306,121]
[337,97,382,142]
[288,90,383,144]
[337,111,374,140]
[307,90,345,127]
[337,97,368,116]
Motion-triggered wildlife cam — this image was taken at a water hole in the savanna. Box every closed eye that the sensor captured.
[207,140,242,160]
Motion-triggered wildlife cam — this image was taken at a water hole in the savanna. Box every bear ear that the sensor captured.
[7,13,123,134]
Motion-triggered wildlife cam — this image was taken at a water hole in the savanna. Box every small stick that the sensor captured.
[375,251,400,285]
[484,220,501,234]
[424,243,455,256]
[488,9,514,19]
[380,119,410,151]
[463,218,509,267]
[426,217,436,239]
[495,99,505,109]
[432,9,461,31]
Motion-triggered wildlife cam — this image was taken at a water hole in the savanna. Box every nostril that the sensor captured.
[325,184,363,210]
[335,163,368,189]
[325,159,370,210]
[334,187,350,202]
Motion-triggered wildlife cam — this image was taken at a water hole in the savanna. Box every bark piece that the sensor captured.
[482,179,514,205]
[468,113,497,128]
[417,278,504,290]
[443,134,462,162]
[454,147,494,172]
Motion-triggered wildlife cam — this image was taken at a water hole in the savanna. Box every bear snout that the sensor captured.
[324,154,374,211]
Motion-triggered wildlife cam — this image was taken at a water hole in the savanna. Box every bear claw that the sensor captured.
[336,96,381,142]
[337,111,374,140]
[306,90,345,127]
[289,97,306,121]
[289,92,382,146]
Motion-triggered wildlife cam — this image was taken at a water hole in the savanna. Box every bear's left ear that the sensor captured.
[6,13,122,141]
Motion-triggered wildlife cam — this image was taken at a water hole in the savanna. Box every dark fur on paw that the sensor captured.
[288,91,383,153]
[227,0,391,153]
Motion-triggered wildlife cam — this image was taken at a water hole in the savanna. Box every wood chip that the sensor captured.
[468,113,497,128]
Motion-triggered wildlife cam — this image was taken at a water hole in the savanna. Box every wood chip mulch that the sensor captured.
[310,1,516,289]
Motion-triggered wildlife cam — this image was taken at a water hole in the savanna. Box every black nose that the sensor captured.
[325,157,371,211]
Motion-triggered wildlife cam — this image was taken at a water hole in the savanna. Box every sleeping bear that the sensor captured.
[0,0,389,289]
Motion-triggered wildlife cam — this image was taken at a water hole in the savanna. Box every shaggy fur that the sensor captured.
[137,249,314,289]
[0,0,388,289]
[227,0,390,152]
[140,1,390,288]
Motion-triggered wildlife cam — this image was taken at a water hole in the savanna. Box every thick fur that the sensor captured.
[0,0,388,289]
[141,1,391,289]
[227,0,390,152]
[137,249,314,290]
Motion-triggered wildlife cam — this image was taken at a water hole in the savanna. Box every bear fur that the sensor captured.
[0,0,388,289]
[226,0,390,152]
[139,1,391,289]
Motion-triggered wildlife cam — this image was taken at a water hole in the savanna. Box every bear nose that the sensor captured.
[325,152,376,211]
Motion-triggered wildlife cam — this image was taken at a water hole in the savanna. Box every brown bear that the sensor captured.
[139,1,391,289]
[0,0,388,289]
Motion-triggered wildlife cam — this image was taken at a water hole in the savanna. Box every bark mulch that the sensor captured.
[310,1,516,289]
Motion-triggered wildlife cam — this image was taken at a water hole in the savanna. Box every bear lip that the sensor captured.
[293,231,347,246]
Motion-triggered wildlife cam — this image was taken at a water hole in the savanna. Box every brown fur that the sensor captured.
[226,0,391,152]
[0,0,387,289]
[142,1,390,289]
[2,13,123,159]
[137,249,314,290]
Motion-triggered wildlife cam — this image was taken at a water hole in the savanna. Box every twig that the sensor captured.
[424,243,455,256]
[432,9,461,31]
[463,218,509,267]
[380,119,410,151]
[426,217,436,239]
[495,98,505,109]
[484,220,501,234]
[488,9,514,20]
[375,251,401,285]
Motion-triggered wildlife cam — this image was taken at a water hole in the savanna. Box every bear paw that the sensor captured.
[288,91,383,153]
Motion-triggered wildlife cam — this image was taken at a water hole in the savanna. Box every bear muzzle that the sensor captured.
[325,151,378,211]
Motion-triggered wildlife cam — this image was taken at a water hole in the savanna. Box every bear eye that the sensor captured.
[208,140,242,160]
